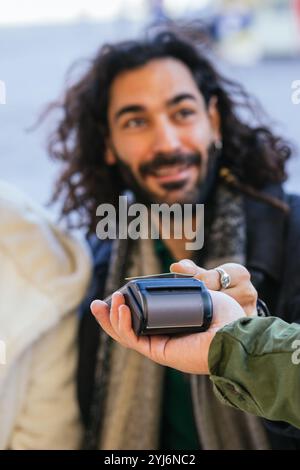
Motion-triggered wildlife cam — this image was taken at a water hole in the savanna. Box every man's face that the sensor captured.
[106,58,221,205]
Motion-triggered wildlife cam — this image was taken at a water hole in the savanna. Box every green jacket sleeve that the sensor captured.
[208,316,300,429]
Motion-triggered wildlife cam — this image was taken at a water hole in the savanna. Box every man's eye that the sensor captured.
[124,118,146,129]
[175,109,196,120]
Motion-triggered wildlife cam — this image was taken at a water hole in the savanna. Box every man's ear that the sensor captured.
[208,96,221,141]
[105,140,117,165]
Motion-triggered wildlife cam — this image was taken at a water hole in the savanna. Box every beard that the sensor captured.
[110,143,220,207]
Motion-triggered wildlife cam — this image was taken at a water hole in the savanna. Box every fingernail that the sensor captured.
[179,259,196,272]
[113,291,122,296]
[90,299,104,311]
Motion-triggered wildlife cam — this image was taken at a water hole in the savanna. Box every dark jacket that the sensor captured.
[77,184,300,449]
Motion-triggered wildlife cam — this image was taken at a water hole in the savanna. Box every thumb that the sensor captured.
[170,259,206,275]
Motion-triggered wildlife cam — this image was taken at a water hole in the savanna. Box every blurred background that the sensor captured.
[0,0,299,217]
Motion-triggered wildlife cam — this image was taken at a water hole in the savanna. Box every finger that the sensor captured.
[170,259,206,276]
[90,299,109,318]
[216,263,250,288]
[194,269,221,290]
[90,299,120,342]
[117,304,167,359]
[235,282,258,317]
[195,263,251,291]
[171,260,230,290]
[203,277,257,315]
[118,303,138,344]
[243,304,258,317]
[215,280,258,316]
[110,291,126,335]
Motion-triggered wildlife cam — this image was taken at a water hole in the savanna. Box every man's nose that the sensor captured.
[151,119,181,154]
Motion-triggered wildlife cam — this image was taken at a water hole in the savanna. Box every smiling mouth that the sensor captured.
[147,162,194,184]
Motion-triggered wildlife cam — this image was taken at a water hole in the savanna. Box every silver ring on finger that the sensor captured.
[215,267,231,289]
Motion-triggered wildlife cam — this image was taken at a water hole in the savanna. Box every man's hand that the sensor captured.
[90,288,245,375]
[170,260,258,317]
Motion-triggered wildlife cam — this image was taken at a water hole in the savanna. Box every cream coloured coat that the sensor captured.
[0,182,91,449]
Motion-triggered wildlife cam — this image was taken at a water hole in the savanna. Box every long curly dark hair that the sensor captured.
[46,30,291,232]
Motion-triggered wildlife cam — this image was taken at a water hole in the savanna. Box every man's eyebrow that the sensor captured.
[114,93,197,122]
[114,105,146,122]
[166,93,197,106]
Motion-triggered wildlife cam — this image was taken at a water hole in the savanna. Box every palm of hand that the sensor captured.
[91,289,244,375]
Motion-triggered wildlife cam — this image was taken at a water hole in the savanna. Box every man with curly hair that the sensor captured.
[47,30,300,449]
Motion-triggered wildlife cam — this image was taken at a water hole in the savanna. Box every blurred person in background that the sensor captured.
[46,29,300,449]
[0,181,91,449]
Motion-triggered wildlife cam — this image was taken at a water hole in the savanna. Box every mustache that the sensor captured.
[139,152,202,177]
